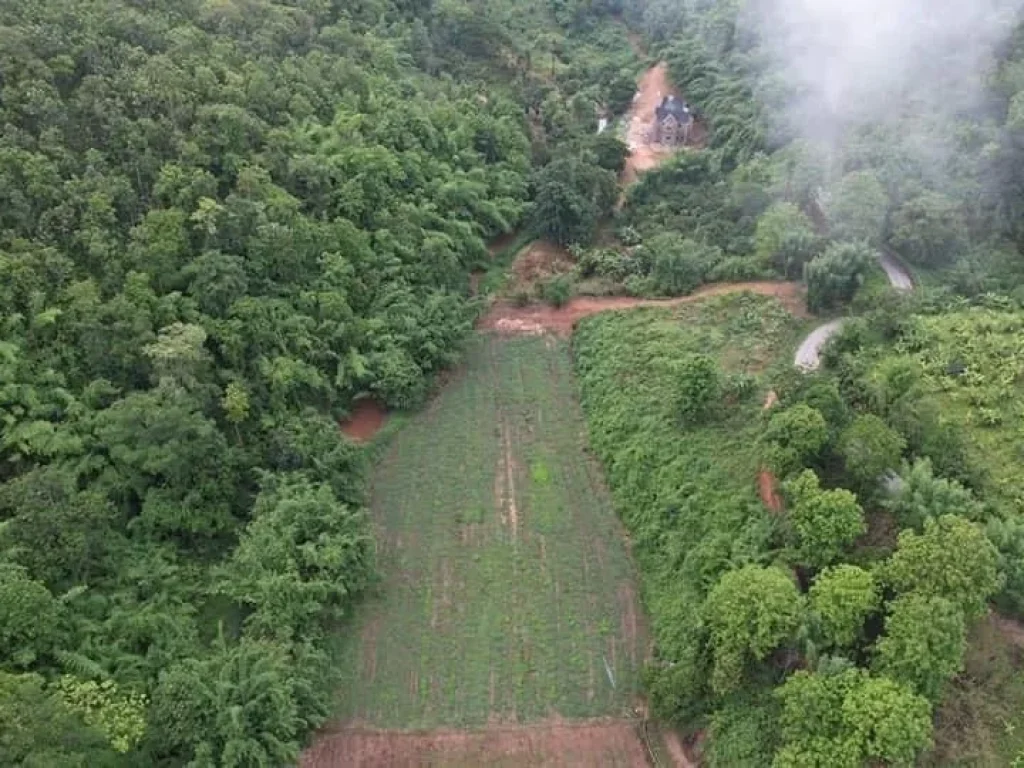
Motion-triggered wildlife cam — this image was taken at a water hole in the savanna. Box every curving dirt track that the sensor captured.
[793,318,847,372]
[792,254,913,371]
[480,281,807,336]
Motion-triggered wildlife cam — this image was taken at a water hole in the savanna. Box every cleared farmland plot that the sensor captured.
[333,335,644,729]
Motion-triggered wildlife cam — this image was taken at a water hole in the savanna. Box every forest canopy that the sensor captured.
[0,0,634,763]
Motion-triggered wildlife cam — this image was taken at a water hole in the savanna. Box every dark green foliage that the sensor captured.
[754,203,817,275]
[529,151,617,246]
[874,594,967,702]
[588,134,631,173]
[0,564,59,669]
[539,274,575,307]
[986,515,1024,614]
[665,35,764,170]
[838,414,906,492]
[888,192,965,266]
[804,241,875,312]
[219,473,373,642]
[147,639,318,766]
[828,170,890,246]
[760,404,829,477]
[625,152,761,260]
[0,0,576,759]
[673,353,722,423]
[645,234,723,295]
[705,693,781,768]
[883,458,982,531]
[0,672,118,767]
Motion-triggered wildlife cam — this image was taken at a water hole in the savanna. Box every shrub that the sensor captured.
[540,274,574,307]
[804,241,874,312]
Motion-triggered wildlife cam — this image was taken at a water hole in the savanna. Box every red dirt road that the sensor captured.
[622,62,679,186]
[340,399,387,442]
[302,720,652,768]
[479,281,807,336]
[758,468,784,513]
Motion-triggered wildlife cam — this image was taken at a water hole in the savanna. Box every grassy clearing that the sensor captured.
[333,335,643,729]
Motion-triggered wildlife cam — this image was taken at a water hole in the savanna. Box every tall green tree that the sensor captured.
[873,593,966,702]
[886,514,1003,619]
[704,565,803,694]
[783,470,866,569]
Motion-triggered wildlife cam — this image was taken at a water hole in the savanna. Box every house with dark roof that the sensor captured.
[652,95,693,146]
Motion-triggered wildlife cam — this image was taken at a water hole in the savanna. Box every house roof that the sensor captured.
[655,95,692,124]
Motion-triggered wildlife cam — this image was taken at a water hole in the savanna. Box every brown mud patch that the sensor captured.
[990,612,1024,650]
[662,727,701,768]
[620,62,707,192]
[479,281,808,336]
[340,398,388,442]
[494,420,520,542]
[758,468,784,514]
[302,720,652,768]
[507,240,575,295]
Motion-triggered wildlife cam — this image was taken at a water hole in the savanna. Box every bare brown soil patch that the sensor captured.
[758,468,784,513]
[622,63,679,186]
[301,720,651,768]
[507,239,576,296]
[480,281,807,336]
[494,420,521,542]
[620,62,707,193]
[991,612,1024,650]
[340,398,387,442]
[662,727,700,768]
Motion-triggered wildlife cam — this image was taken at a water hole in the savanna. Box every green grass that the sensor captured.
[334,335,643,728]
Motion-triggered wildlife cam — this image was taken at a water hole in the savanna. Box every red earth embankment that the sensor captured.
[340,399,387,442]
[479,281,808,336]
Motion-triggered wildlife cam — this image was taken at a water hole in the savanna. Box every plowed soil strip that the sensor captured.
[480,281,807,336]
[302,720,651,768]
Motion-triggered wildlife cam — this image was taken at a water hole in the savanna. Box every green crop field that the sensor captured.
[333,335,644,729]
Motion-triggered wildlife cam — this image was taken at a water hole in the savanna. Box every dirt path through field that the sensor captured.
[480,281,807,336]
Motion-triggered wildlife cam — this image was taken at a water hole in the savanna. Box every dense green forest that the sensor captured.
[9,0,1024,764]
[0,0,645,764]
